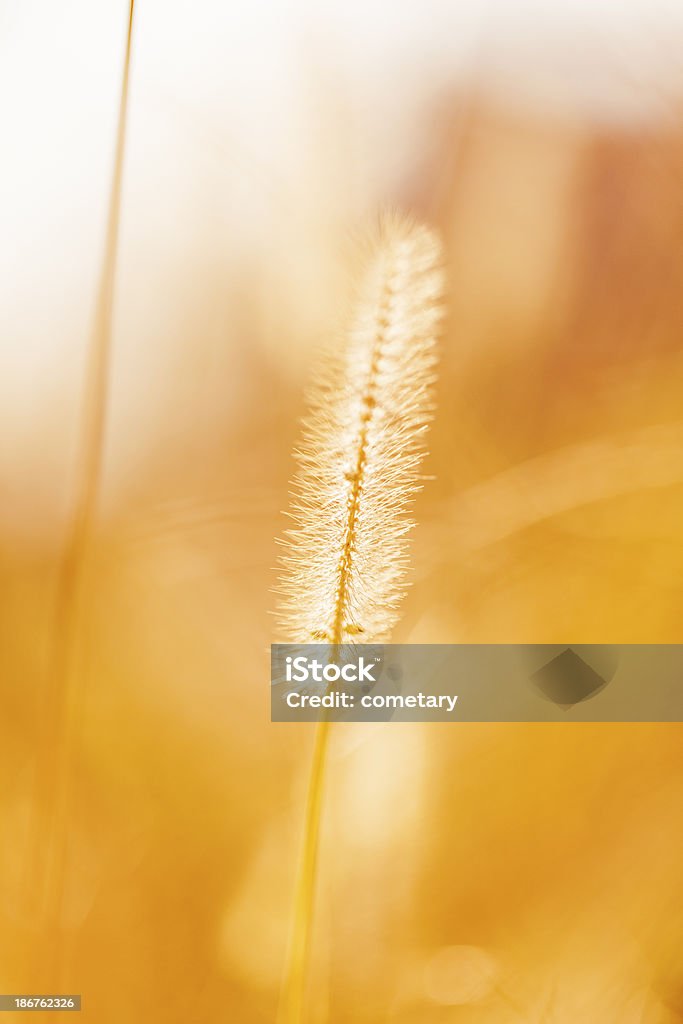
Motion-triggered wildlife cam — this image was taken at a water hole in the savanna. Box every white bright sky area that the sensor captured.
[0,0,682,538]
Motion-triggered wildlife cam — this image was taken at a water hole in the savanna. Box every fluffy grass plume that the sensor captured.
[278,214,444,646]
[276,214,443,1024]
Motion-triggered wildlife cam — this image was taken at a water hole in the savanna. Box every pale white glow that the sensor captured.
[1,0,682,538]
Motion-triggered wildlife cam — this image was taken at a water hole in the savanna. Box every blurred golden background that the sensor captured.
[1,1,683,1021]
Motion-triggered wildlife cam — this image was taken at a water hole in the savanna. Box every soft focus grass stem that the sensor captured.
[23,0,137,988]
[277,215,443,1021]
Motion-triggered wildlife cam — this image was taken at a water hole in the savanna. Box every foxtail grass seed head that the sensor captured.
[277,215,444,645]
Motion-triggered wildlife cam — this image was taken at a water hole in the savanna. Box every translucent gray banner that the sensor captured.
[271,645,683,722]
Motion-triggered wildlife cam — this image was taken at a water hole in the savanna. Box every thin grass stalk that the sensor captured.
[23,0,137,987]
[277,215,443,1022]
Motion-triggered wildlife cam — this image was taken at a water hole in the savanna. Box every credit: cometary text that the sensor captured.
[285,692,459,713]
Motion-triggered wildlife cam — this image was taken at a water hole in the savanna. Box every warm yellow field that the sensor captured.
[1,3,682,1021]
